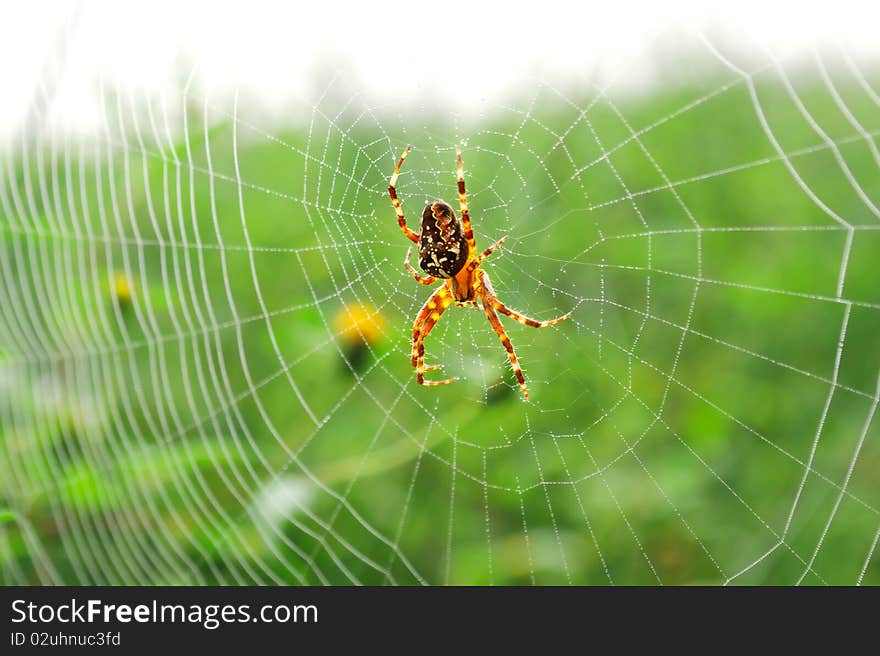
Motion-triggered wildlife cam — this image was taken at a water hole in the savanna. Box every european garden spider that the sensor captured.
[388,146,570,399]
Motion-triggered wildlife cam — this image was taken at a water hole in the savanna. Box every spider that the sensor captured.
[387,145,570,400]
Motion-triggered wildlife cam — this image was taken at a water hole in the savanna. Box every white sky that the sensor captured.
[0,0,878,141]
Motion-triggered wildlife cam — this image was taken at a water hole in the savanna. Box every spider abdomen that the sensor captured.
[418,200,469,278]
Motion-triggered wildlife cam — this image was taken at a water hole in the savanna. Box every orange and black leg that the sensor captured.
[480,293,530,399]
[467,235,508,273]
[478,269,571,328]
[456,147,477,254]
[411,286,447,365]
[388,146,419,244]
[492,298,571,328]
[403,246,437,285]
[411,286,457,386]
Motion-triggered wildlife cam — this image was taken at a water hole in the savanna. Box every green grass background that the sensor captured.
[1,67,879,585]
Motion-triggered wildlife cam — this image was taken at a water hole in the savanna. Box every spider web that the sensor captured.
[1,15,879,586]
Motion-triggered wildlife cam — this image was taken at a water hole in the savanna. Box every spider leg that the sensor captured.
[480,289,530,400]
[388,146,419,244]
[477,269,570,327]
[467,235,508,273]
[403,246,437,285]
[456,146,477,254]
[492,298,571,328]
[411,286,447,366]
[412,286,457,386]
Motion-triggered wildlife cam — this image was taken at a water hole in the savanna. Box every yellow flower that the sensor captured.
[112,272,133,304]
[333,303,386,347]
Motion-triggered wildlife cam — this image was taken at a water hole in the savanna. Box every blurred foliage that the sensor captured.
[1,70,879,585]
